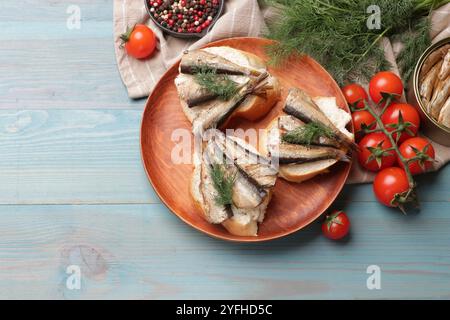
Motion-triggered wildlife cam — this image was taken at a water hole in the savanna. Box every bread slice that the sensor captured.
[202,46,266,72]
[191,131,277,237]
[259,116,337,182]
[221,192,272,236]
[175,46,280,125]
[230,76,280,122]
[312,96,353,140]
[278,160,338,183]
[222,212,258,237]
[260,95,352,183]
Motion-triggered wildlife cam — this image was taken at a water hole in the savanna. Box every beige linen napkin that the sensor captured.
[113,0,450,183]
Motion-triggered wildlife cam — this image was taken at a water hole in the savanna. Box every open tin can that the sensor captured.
[409,37,450,146]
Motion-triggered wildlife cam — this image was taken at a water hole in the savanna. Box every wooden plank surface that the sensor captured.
[0,202,449,300]
[0,1,142,109]
[0,0,449,299]
[0,109,158,204]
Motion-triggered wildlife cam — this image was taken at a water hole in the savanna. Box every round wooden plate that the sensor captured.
[141,37,352,242]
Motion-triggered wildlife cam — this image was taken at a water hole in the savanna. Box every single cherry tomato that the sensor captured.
[358,132,396,171]
[120,24,157,59]
[381,103,420,144]
[398,137,435,175]
[342,84,368,109]
[369,71,403,104]
[321,210,350,240]
[352,110,376,140]
[373,167,410,207]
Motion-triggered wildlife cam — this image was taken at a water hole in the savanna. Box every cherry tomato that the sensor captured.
[352,110,376,140]
[120,24,156,59]
[358,132,396,171]
[398,137,435,175]
[321,210,350,240]
[342,84,368,109]
[373,167,410,207]
[381,103,420,144]
[369,71,403,104]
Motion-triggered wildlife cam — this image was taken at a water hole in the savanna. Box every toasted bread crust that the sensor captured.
[222,218,258,237]
[231,76,281,122]
[278,162,336,183]
[261,116,342,183]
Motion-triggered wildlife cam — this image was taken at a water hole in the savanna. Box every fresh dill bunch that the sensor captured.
[210,163,236,207]
[396,17,431,85]
[265,0,447,84]
[282,122,335,145]
[193,66,239,101]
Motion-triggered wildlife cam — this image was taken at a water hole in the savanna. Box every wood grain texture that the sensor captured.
[141,37,352,241]
[0,109,158,204]
[0,1,143,109]
[0,0,449,299]
[0,202,449,300]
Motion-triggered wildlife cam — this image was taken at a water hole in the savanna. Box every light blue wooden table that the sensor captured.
[0,1,449,300]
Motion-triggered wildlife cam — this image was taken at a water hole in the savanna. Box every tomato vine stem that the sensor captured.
[359,95,418,210]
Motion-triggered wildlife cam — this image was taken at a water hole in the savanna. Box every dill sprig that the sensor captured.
[264,0,448,84]
[193,66,240,101]
[282,122,335,145]
[210,163,236,207]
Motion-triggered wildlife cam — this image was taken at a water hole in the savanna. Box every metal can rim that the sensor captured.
[413,36,450,134]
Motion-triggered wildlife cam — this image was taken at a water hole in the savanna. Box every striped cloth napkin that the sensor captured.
[113,0,450,183]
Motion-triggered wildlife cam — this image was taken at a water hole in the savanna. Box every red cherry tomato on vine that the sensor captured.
[321,211,350,240]
[398,137,435,175]
[358,132,396,172]
[381,103,420,144]
[352,110,376,140]
[342,84,368,109]
[120,24,157,59]
[373,167,410,207]
[369,71,403,104]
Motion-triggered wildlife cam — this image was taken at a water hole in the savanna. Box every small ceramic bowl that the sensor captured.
[145,0,225,39]
[410,37,450,146]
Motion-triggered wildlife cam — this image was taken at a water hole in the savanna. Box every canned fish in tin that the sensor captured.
[410,37,450,146]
